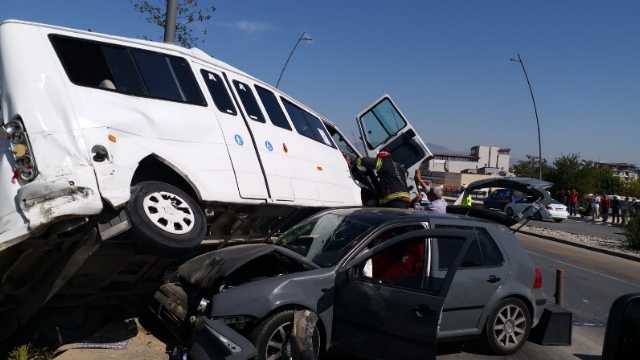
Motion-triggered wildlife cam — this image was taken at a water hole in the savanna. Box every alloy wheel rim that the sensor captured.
[265,322,320,360]
[493,304,526,349]
[142,191,195,235]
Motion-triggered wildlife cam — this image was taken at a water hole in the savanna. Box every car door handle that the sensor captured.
[486,275,501,283]
[413,304,436,317]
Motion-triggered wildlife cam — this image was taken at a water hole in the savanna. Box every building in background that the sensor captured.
[423,145,511,175]
[595,162,639,182]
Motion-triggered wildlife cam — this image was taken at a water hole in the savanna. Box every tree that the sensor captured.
[624,179,640,198]
[548,153,582,192]
[130,0,216,48]
[510,155,552,179]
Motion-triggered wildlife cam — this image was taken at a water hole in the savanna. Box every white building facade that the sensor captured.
[424,145,511,174]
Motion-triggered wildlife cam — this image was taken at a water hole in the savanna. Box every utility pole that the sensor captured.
[164,0,178,44]
[511,54,542,180]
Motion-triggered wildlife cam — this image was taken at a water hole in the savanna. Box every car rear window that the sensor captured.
[436,226,504,269]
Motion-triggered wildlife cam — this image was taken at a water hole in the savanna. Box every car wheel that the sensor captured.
[484,203,490,209]
[126,181,206,259]
[484,298,531,355]
[505,207,514,216]
[554,219,563,223]
[251,310,321,360]
[533,212,542,221]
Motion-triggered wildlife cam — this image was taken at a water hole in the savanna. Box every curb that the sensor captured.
[516,229,640,263]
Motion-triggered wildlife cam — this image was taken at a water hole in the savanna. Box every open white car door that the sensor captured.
[356,94,433,199]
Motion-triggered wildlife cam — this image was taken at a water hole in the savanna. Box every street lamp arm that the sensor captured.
[276,31,312,89]
[513,53,543,180]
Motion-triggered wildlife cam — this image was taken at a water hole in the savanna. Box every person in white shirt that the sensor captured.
[591,193,601,221]
[621,196,631,224]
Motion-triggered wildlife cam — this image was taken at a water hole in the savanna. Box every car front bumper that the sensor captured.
[189,317,257,360]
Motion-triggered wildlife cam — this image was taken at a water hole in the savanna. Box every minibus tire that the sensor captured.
[126,181,206,259]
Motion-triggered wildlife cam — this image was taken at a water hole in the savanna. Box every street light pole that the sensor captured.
[511,54,542,180]
[276,31,312,89]
[164,0,178,44]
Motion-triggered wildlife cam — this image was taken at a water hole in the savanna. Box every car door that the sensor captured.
[332,229,475,360]
[195,64,269,200]
[224,72,296,202]
[356,94,433,198]
[432,225,510,337]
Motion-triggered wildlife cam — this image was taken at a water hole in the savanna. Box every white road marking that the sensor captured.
[526,250,640,289]
[582,299,609,316]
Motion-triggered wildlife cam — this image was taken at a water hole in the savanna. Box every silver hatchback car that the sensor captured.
[152,207,546,360]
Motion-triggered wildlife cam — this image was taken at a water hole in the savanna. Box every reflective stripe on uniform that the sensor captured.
[356,158,362,167]
[380,191,411,204]
[375,158,382,171]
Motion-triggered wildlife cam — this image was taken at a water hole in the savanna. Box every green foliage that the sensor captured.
[130,0,216,48]
[624,179,640,198]
[624,215,640,250]
[510,155,553,179]
[7,344,53,360]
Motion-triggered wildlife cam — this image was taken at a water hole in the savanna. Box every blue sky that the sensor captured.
[4,0,639,165]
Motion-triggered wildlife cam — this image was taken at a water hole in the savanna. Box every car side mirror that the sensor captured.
[602,293,640,359]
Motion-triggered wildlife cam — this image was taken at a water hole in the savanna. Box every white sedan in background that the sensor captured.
[505,196,569,222]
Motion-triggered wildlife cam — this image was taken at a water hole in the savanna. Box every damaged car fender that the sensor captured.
[208,267,336,350]
[190,317,258,360]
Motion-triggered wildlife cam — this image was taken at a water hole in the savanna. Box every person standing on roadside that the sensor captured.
[601,194,611,223]
[621,196,630,224]
[611,196,621,224]
[414,169,447,213]
[591,193,601,221]
[568,189,579,216]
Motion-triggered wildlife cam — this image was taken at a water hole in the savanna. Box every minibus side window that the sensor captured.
[255,86,292,130]
[281,98,336,148]
[49,35,206,106]
[233,80,265,123]
[200,70,237,115]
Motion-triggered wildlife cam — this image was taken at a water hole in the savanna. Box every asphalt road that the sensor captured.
[525,216,626,240]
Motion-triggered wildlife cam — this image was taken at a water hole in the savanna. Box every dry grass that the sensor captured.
[6,344,53,360]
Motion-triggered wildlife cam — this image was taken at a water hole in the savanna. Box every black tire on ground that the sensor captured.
[483,298,531,356]
[125,181,206,259]
[505,207,514,216]
[554,219,564,223]
[533,212,542,221]
[250,310,321,360]
[32,307,104,345]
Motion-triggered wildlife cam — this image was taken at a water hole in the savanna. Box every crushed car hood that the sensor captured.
[178,244,318,288]
[448,177,555,227]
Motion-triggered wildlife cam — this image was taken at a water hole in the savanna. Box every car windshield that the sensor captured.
[275,211,374,268]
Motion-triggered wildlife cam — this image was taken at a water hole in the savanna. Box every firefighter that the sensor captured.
[351,149,411,209]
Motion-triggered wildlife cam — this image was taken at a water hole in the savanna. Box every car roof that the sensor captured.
[324,207,497,227]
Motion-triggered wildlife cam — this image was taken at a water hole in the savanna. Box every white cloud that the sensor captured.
[217,21,275,35]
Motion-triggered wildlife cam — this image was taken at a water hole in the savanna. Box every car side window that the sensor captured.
[436,225,504,269]
[358,238,429,292]
[232,80,265,123]
[281,98,336,148]
[200,70,237,115]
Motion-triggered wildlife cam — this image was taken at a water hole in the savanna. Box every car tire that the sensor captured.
[554,219,563,223]
[251,310,321,360]
[505,207,514,216]
[126,181,206,259]
[533,212,542,221]
[483,298,531,356]
[484,203,490,209]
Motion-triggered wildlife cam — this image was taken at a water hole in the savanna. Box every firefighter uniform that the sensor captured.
[353,151,411,209]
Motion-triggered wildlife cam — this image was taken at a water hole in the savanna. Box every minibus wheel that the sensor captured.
[126,181,206,259]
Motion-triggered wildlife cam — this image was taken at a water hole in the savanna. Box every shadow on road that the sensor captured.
[435,340,493,356]
[574,355,601,360]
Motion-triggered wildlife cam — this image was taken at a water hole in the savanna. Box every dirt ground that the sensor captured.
[53,315,180,360]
